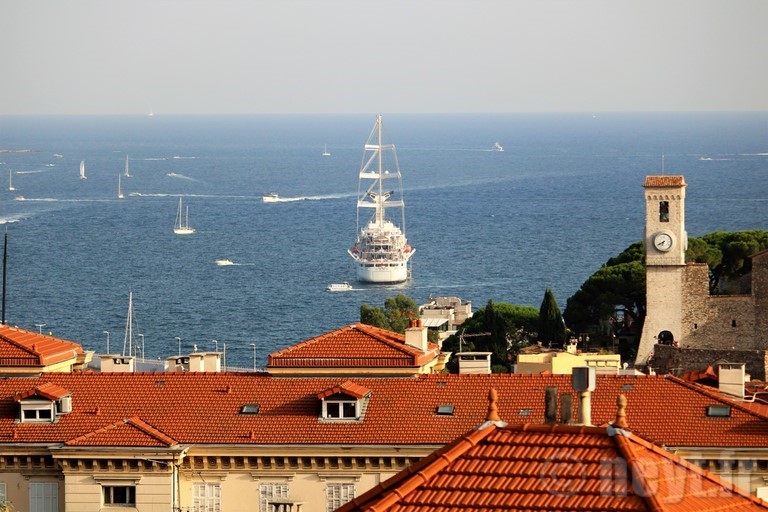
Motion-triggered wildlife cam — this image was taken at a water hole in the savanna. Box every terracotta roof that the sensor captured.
[65,417,178,447]
[13,382,71,402]
[1,373,768,448]
[644,175,687,188]
[317,381,371,400]
[267,323,439,368]
[0,324,83,367]
[337,422,768,512]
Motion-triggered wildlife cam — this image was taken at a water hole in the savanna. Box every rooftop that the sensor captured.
[0,324,84,367]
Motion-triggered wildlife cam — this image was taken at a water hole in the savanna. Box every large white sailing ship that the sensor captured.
[347,115,414,283]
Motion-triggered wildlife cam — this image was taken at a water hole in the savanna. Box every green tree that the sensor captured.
[563,229,768,352]
[442,300,539,373]
[538,288,566,348]
[360,293,418,334]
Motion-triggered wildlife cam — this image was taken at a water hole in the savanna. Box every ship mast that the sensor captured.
[376,115,384,226]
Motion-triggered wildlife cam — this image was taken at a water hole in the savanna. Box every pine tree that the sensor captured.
[539,288,566,348]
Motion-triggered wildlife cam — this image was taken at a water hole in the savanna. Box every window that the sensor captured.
[659,201,669,222]
[30,482,58,512]
[240,404,260,414]
[322,396,359,419]
[20,402,55,423]
[706,405,731,417]
[326,483,355,512]
[104,486,136,506]
[436,404,455,416]
[193,482,221,512]
[259,483,289,512]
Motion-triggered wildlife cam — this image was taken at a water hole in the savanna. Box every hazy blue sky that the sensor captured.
[1,0,765,115]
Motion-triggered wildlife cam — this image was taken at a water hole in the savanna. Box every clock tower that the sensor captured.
[636,175,688,365]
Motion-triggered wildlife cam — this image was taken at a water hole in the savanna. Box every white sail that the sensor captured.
[117,174,124,199]
[8,170,14,191]
[323,144,331,157]
[347,115,414,283]
[174,195,196,235]
[79,160,87,180]
[124,155,131,177]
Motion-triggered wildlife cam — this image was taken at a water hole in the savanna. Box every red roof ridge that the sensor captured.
[0,324,83,365]
[65,416,178,447]
[338,423,499,512]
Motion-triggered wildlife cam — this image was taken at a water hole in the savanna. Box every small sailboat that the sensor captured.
[8,170,14,191]
[117,174,124,199]
[323,144,331,157]
[124,155,131,177]
[173,195,195,235]
[79,160,87,179]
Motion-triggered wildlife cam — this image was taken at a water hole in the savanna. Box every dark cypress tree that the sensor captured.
[539,288,566,348]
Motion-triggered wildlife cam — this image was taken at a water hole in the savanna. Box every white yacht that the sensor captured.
[347,115,414,284]
[322,144,331,157]
[262,192,279,203]
[173,195,195,235]
[215,259,235,266]
[326,282,353,292]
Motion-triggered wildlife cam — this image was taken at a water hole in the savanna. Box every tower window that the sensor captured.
[732,319,737,328]
[659,201,669,222]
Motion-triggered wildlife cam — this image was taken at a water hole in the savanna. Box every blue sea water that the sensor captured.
[0,113,766,367]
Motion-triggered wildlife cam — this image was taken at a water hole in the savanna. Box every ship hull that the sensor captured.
[354,261,409,283]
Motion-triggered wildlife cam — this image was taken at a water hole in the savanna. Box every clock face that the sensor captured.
[653,232,673,252]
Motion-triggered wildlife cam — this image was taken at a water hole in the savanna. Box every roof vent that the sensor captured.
[58,396,73,414]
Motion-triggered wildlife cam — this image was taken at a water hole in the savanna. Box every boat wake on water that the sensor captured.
[166,173,201,182]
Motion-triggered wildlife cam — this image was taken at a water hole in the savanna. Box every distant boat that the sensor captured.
[80,160,87,180]
[323,144,331,157]
[215,259,235,266]
[8,170,14,191]
[117,174,124,199]
[53,153,63,158]
[262,192,279,203]
[326,282,353,292]
[347,115,414,284]
[173,195,195,235]
[148,108,155,117]
[14,196,25,201]
[124,155,131,177]
[492,142,504,152]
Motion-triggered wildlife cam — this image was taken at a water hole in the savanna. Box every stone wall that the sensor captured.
[651,344,768,381]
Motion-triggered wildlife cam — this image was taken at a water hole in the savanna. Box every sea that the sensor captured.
[0,113,766,368]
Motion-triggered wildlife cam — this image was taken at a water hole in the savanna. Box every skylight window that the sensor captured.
[240,404,260,415]
[621,384,634,391]
[518,409,532,417]
[436,404,454,415]
[706,405,731,417]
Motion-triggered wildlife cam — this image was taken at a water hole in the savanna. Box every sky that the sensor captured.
[1,0,766,115]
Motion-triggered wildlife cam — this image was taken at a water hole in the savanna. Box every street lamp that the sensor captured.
[250,343,256,371]
[212,339,219,352]
[175,337,182,356]
[103,331,110,354]
[35,323,46,334]
[138,334,145,360]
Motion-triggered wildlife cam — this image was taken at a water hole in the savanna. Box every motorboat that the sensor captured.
[326,282,353,292]
[215,259,235,266]
[262,192,279,203]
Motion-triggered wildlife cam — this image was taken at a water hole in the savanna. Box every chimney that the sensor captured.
[572,366,596,426]
[405,319,428,352]
[718,363,746,399]
[545,387,557,424]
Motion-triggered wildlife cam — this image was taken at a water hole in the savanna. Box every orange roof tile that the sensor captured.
[337,422,768,512]
[0,324,83,367]
[317,381,371,400]
[65,417,178,447]
[1,373,768,448]
[13,382,70,402]
[644,175,687,188]
[268,323,439,368]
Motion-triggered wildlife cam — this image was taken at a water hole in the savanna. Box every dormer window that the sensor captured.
[323,394,359,419]
[317,381,370,421]
[14,383,72,424]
